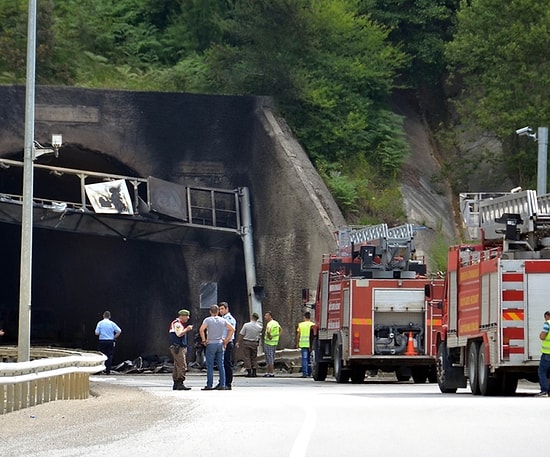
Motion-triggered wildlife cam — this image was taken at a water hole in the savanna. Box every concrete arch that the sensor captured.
[0,85,344,362]
[0,145,197,359]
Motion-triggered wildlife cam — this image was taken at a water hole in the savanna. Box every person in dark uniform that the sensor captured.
[169,309,193,391]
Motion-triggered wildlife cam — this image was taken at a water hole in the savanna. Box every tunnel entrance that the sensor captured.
[0,147,248,361]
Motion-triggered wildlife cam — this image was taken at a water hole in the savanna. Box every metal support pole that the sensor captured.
[538,127,549,196]
[239,187,263,320]
[18,0,37,362]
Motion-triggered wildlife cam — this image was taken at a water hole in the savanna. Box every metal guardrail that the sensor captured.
[0,347,106,414]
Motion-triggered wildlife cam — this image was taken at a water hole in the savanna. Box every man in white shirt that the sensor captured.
[219,302,237,389]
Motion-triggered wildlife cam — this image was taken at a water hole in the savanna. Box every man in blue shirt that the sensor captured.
[95,311,122,374]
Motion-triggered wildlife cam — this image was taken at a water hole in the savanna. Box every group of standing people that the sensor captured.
[169,304,289,390]
[199,302,235,390]
[94,304,315,389]
[167,302,238,391]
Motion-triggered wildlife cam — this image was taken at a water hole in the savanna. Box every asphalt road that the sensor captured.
[0,372,543,457]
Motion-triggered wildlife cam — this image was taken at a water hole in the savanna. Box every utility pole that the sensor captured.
[516,126,549,196]
[537,127,549,195]
[18,0,37,362]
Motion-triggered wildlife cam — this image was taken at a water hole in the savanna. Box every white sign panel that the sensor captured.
[85,179,134,215]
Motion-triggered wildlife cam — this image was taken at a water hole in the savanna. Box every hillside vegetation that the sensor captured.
[1,0,549,227]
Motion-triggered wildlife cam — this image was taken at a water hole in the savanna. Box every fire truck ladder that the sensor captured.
[345,223,416,271]
[478,190,550,250]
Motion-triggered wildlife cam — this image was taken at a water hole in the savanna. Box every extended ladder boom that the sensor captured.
[476,190,550,250]
[336,223,416,271]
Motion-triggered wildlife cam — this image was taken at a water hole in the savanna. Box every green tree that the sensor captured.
[0,0,64,84]
[360,0,459,87]
[206,0,407,167]
[446,0,550,186]
[205,0,409,219]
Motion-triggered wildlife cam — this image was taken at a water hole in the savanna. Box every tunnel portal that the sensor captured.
[0,146,246,361]
[0,85,345,363]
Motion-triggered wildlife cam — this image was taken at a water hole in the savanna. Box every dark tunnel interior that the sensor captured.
[0,146,203,362]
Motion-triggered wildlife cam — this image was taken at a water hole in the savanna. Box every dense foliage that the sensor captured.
[0,0,548,220]
[445,0,550,189]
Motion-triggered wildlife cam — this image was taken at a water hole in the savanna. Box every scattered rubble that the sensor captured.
[109,348,302,375]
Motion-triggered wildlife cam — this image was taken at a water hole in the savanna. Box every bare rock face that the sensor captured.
[397,98,458,268]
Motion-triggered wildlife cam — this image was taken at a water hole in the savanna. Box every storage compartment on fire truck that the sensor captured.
[373,288,426,356]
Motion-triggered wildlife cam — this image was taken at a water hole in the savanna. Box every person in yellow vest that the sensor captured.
[263,311,282,377]
[537,311,550,396]
[296,312,315,377]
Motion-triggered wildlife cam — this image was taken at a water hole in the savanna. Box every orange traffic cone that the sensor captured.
[404,331,417,356]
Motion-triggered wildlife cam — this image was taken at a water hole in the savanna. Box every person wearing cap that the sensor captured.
[236,312,263,377]
[169,309,193,391]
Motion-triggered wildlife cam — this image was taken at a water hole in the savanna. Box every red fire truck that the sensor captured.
[310,223,445,383]
[435,190,550,395]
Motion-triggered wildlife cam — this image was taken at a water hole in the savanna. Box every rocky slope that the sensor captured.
[397,98,458,270]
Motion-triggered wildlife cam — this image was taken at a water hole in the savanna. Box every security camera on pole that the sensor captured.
[516,126,549,196]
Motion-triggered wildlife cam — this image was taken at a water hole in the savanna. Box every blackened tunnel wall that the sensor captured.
[0,85,344,363]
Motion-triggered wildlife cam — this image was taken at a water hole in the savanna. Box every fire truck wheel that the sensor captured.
[312,361,328,382]
[477,342,497,396]
[437,342,457,393]
[333,344,350,383]
[311,338,328,381]
[468,342,481,395]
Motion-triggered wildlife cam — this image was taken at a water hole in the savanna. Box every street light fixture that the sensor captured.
[33,134,63,159]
